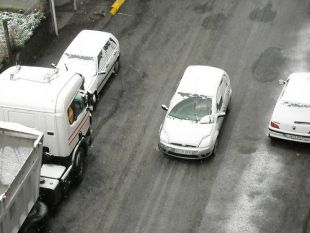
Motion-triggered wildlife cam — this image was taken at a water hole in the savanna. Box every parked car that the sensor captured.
[268,72,310,143]
[57,30,120,110]
[158,65,232,159]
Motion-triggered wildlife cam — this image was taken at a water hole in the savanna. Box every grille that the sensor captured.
[170,143,196,148]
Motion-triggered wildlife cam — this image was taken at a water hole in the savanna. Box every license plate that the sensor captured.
[170,148,193,155]
[285,134,303,140]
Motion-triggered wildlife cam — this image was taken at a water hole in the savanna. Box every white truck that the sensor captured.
[0,65,92,207]
[0,121,47,233]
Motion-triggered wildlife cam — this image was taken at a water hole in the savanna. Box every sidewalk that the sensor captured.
[0,0,113,71]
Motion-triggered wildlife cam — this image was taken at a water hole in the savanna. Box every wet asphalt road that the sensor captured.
[33,0,310,232]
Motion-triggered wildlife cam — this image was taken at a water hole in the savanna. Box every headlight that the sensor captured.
[160,130,169,143]
[199,136,211,147]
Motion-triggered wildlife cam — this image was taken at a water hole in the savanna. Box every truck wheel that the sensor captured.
[89,92,97,111]
[113,58,120,75]
[73,148,86,186]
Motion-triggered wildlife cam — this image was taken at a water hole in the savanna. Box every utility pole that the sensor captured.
[49,0,58,36]
[2,20,12,64]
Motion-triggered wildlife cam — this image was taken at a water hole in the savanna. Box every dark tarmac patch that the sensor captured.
[201,13,227,30]
[238,144,257,154]
[252,47,286,82]
[193,0,216,14]
[249,3,276,23]
[248,191,262,200]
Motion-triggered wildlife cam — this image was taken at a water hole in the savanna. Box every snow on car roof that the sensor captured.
[0,66,82,113]
[177,65,225,97]
[64,30,112,58]
[283,72,310,104]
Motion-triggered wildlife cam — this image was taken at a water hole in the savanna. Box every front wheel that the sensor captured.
[113,58,120,75]
[73,148,86,186]
[89,92,98,111]
[211,139,218,157]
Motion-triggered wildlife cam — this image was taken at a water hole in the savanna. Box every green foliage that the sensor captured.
[0,10,46,49]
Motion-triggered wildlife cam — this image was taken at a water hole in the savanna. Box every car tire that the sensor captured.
[25,227,39,233]
[73,148,86,186]
[113,57,120,75]
[90,92,98,111]
[226,97,231,114]
[209,140,218,158]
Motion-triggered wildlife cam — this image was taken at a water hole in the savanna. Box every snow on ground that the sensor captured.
[0,10,45,64]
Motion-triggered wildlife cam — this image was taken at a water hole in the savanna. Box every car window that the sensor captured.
[98,51,108,73]
[168,95,212,121]
[217,96,223,111]
[104,41,114,58]
[109,38,117,50]
[67,91,86,125]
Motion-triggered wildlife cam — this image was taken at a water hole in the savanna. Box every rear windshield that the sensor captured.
[62,53,96,76]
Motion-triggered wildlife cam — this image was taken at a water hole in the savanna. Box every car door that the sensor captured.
[103,39,115,77]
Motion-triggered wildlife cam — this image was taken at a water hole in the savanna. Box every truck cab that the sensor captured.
[0,66,92,206]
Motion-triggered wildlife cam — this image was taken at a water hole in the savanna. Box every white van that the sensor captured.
[0,65,92,206]
[57,30,120,109]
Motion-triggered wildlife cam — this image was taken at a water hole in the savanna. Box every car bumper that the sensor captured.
[158,141,212,159]
[269,128,310,143]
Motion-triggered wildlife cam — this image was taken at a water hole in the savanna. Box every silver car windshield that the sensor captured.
[168,93,212,121]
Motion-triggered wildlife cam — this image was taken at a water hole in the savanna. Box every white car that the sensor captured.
[269,73,310,143]
[158,65,232,159]
[57,30,120,110]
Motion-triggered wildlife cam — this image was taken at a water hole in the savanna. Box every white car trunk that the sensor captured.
[272,102,310,134]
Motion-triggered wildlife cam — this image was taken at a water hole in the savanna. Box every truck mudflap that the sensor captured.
[19,201,48,233]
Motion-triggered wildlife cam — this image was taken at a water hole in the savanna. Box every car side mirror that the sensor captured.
[161,105,168,111]
[200,115,211,124]
[217,112,226,117]
[200,115,215,124]
[278,79,286,85]
[80,91,93,111]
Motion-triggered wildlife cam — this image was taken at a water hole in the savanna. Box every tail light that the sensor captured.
[270,121,280,129]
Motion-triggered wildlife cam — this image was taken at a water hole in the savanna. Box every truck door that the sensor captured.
[67,91,89,151]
